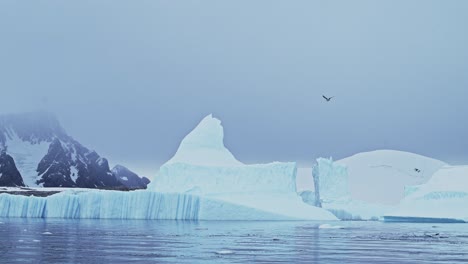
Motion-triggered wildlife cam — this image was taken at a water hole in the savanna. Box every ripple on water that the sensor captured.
[0,219,468,263]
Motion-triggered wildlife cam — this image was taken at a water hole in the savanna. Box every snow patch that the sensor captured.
[70,166,78,183]
[5,129,50,187]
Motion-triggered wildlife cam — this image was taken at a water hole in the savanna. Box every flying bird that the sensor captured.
[322,95,334,102]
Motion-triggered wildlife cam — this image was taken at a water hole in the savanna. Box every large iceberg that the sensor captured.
[384,165,468,222]
[150,114,336,220]
[0,114,336,221]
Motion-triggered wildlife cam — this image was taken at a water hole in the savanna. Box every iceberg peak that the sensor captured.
[166,114,242,166]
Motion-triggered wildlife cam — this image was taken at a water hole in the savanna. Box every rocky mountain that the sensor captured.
[112,165,150,189]
[0,150,25,187]
[0,112,149,189]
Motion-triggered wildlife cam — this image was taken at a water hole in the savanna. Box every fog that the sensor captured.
[1,1,468,177]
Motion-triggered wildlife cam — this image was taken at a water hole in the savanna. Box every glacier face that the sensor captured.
[385,166,468,222]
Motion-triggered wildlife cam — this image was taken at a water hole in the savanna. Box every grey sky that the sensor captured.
[1,1,468,177]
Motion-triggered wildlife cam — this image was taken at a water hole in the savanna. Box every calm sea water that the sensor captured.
[1,218,467,263]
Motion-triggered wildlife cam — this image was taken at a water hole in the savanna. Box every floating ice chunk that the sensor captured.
[216,250,234,255]
[42,232,53,235]
[318,224,345,229]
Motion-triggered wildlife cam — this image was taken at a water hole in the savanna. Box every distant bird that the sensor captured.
[414,168,421,173]
[322,95,334,102]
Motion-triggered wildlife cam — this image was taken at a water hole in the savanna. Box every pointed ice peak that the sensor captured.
[166,114,243,167]
[180,114,223,150]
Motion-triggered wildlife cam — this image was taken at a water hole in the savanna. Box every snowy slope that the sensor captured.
[385,165,468,222]
[4,129,51,187]
[336,150,447,205]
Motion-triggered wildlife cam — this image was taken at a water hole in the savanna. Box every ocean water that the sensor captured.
[0,218,467,263]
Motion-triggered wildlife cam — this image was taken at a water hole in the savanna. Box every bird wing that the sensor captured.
[322,95,328,100]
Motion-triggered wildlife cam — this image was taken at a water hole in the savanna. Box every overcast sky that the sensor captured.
[1,1,467,177]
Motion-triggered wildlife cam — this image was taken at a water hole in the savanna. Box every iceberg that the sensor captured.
[150,114,337,220]
[384,165,468,222]
[302,150,446,220]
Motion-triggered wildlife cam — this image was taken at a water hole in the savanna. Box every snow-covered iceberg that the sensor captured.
[150,114,336,220]
[384,165,468,223]
[304,150,447,220]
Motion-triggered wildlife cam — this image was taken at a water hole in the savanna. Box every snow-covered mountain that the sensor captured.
[0,112,148,189]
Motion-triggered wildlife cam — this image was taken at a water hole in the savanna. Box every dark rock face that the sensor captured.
[0,151,25,187]
[37,139,123,188]
[0,112,138,189]
[36,139,75,187]
[111,165,149,189]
